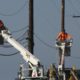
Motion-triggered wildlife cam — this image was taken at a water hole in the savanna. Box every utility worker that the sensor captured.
[56,31,72,57]
[56,31,72,42]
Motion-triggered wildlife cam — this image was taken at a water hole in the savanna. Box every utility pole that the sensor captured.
[56,0,72,79]
[61,0,65,33]
[59,0,65,69]
[28,0,34,77]
[28,0,34,54]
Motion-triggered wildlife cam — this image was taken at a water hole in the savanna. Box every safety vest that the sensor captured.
[57,32,71,42]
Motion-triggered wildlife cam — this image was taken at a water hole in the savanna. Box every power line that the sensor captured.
[34,33,80,60]
[0,40,27,56]
[34,33,55,49]
[0,44,13,48]
[16,31,27,41]
[0,1,27,16]
[2,37,27,48]
[11,26,28,33]
[1,30,27,48]
[17,37,26,42]
[0,42,28,56]
[4,30,27,44]
[0,39,27,56]
[1,39,26,48]
[0,51,19,56]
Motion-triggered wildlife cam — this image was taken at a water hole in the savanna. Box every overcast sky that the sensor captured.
[0,0,80,80]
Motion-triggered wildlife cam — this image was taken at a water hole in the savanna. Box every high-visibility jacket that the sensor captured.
[57,32,72,42]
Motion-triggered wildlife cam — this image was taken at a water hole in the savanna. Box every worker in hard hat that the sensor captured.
[56,31,73,57]
[56,31,72,42]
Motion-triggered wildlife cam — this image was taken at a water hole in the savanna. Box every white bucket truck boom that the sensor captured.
[0,20,46,79]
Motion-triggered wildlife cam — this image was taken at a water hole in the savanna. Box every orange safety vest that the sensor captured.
[57,32,72,42]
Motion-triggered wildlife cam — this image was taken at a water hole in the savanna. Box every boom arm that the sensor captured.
[1,30,40,67]
[0,21,46,79]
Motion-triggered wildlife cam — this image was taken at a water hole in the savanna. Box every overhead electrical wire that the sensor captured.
[16,30,27,41]
[1,39,26,48]
[6,26,28,42]
[1,37,26,48]
[34,33,80,60]
[1,29,27,48]
[0,44,13,48]
[11,26,28,33]
[68,0,80,55]
[4,29,27,42]
[0,40,28,56]
[0,51,19,56]
[0,39,27,56]
[0,0,27,16]
[17,37,26,42]
[7,35,25,43]
[34,33,55,49]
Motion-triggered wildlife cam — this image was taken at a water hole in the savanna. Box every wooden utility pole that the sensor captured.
[28,0,34,77]
[28,0,34,54]
[59,0,65,67]
[61,0,65,32]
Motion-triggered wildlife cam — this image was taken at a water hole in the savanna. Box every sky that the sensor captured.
[0,0,80,80]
